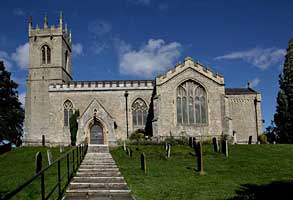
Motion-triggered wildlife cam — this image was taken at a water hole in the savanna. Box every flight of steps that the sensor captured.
[64,145,134,200]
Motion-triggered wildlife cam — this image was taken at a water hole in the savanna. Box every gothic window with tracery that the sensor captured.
[176,80,207,125]
[41,45,51,64]
[132,98,148,127]
[64,100,73,127]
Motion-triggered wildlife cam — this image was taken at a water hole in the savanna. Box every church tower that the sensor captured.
[24,13,72,145]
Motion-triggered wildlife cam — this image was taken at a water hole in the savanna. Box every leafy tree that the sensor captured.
[274,38,293,143]
[0,61,24,146]
[69,109,79,145]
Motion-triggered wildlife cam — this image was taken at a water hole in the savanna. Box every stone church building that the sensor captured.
[24,16,262,146]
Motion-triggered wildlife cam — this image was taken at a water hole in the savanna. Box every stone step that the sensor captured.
[82,161,116,164]
[69,182,128,190]
[73,177,125,183]
[79,168,119,173]
[66,189,131,196]
[79,164,118,169]
[76,171,121,177]
[88,145,109,153]
[64,192,134,200]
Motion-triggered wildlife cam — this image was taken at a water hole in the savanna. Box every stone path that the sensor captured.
[64,145,134,200]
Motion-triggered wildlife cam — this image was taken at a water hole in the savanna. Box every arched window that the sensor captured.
[64,100,73,127]
[176,80,207,125]
[41,45,51,64]
[132,98,148,127]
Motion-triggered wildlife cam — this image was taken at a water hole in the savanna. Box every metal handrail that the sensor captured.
[0,143,88,200]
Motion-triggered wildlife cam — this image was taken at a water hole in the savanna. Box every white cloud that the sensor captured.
[118,39,182,78]
[248,78,260,88]
[0,51,12,69]
[215,47,286,69]
[72,43,83,56]
[18,92,26,107]
[128,0,151,6]
[13,8,25,16]
[11,43,29,69]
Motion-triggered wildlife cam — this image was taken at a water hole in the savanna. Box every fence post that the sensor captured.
[76,146,79,166]
[72,149,75,172]
[67,153,70,183]
[57,160,61,199]
[35,152,45,200]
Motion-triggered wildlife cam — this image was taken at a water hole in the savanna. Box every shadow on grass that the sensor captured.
[229,181,293,200]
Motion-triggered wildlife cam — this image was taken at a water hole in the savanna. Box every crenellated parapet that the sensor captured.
[156,56,224,86]
[49,80,155,92]
[28,12,71,45]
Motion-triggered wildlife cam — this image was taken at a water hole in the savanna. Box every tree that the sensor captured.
[0,61,24,146]
[69,109,79,145]
[274,38,293,143]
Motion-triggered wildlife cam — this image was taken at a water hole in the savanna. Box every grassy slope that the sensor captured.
[0,147,72,200]
[111,144,293,200]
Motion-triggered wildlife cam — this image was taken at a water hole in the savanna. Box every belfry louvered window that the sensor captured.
[64,100,73,127]
[176,80,207,125]
[41,45,51,64]
[132,98,148,127]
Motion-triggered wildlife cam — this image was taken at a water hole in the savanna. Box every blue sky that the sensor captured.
[0,0,292,130]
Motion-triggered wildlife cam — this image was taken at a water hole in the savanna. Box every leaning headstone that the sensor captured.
[42,135,45,147]
[196,142,205,175]
[35,152,42,174]
[248,136,252,144]
[47,150,53,165]
[59,145,64,153]
[123,142,126,151]
[126,147,129,155]
[141,153,147,174]
[232,132,237,145]
[212,137,219,152]
[165,143,168,151]
[128,148,133,157]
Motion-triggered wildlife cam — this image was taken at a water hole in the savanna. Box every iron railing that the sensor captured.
[0,143,88,200]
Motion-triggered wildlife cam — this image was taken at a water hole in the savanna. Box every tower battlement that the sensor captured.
[28,12,71,45]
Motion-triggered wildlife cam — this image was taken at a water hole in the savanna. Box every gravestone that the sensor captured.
[196,142,205,175]
[166,144,171,158]
[189,137,193,147]
[35,152,42,174]
[141,153,147,174]
[42,135,45,147]
[212,137,219,152]
[128,148,133,157]
[224,140,228,158]
[248,136,252,144]
[192,137,197,150]
[232,131,237,145]
[123,142,126,151]
[47,150,53,165]
[273,141,276,144]
[126,147,129,155]
[59,145,64,153]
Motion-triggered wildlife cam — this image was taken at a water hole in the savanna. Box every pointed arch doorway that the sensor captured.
[90,121,104,144]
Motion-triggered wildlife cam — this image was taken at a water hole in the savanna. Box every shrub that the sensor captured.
[164,137,188,145]
[258,134,268,144]
[130,129,145,141]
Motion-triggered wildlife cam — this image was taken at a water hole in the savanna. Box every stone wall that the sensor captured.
[154,57,225,140]
[227,93,262,143]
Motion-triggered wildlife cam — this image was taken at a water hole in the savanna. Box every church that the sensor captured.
[24,15,262,146]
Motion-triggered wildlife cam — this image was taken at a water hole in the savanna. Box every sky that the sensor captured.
[0,0,292,130]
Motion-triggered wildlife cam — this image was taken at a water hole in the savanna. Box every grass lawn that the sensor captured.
[0,146,73,200]
[111,144,293,200]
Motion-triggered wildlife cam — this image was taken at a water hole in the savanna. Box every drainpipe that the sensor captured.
[124,91,129,138]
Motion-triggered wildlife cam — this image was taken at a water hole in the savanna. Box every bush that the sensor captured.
[258,134,268,144]
[130,130,145,141]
